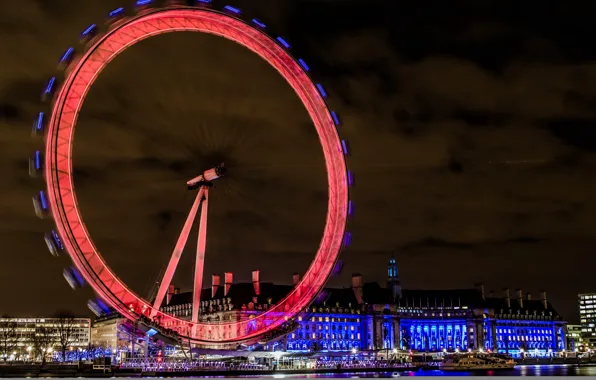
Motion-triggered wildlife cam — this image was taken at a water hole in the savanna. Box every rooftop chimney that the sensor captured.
[351,273,364,304]
[475,283,485,300]
[527,293,532,301]
[252,270,260,296]
[224,272,233,297]
[292,273,300,286]
[540,290,547,309]
[503,288,511,308]
[515,288,523,308]
[166,284,176,305]
[211,274,220,298]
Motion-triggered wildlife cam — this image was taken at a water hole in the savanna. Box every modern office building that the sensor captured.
[578,293,596,347]
[566,324,584,351]
[158,259,567,358]
[0,317,90,359]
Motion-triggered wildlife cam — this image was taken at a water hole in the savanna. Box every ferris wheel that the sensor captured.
[30,0,353,348]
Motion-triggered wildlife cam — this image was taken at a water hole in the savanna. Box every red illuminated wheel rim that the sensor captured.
[40,5,351,346]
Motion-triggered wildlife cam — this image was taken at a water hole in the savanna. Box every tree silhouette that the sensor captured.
[54,312,78,362]
[32,325,56,364]
[0,317,18,361]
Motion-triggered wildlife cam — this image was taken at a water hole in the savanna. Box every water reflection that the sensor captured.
[199,364,596,377]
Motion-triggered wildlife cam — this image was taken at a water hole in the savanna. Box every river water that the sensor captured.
[202,364,596,377]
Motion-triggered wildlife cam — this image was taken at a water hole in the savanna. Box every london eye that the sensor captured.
[30,0,353,348]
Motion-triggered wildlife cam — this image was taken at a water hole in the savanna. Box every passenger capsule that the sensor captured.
[58,47,75,69]
[105,7,125,27]
[80,24,98,41]
[33,190,49,218]
[63,267,85,289]
[44,230,64,257]
[31,112,45,137]
[29,151,43,178]
[223,5,241,15]
[41,77,56,102]
[88,298,110,317]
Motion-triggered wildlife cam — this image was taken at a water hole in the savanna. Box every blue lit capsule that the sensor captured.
[341,140,349,155]
[87,300,103,316]
[81,24,97,39]
[348,200,354,216]
[39,190,47,210]
[136,0,151,5]
[196,0,212,3]
[44,231,63,257]
[88,298,110,317]
[44,233,59,256]
[41,77,56,102]
[223,5,241,14]
[63,267,85,289]
[51,230,64,251]
[252,18,266,28]
[59,47,74,65]
[108,7,124,18]
[33,190,49,218]
[342,231,352,247]
[32,112,45,136]
[29,151,43,177]
[347,170,354,186]
[276,37,291,49]
[298,58,310,71]
[316,83,327,98]
[330,111,340,126]
[332,260,344,276]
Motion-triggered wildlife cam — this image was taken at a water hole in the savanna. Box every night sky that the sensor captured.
[1,0,595,323]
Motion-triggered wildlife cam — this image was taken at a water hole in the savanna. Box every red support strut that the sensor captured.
[151,188,205,316]
[192,187,209,324]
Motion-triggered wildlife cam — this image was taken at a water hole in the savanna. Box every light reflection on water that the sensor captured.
[194,364,596,378]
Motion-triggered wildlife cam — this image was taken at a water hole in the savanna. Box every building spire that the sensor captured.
[388,255,402,301]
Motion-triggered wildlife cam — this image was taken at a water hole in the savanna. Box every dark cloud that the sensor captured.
[0,0,594,324]
[0,104,21,122]
[541,118,596,152]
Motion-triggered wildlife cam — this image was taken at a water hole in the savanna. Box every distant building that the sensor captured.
[566,324,584,351]
[158,259,567,358]
[90,314,134,351]
[578,293,596,347]
[0,317,90,359]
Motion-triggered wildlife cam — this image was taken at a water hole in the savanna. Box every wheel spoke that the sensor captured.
[192,187,209,324]
[151,188,205,316]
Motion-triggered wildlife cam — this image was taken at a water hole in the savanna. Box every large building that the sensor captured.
[156,259,567,358]
[90,314,135,351]
[566,324,584,351]
[578,293,596,347]
[0,317,91,360]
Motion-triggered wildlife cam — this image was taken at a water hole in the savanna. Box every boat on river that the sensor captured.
[439,352,515,371]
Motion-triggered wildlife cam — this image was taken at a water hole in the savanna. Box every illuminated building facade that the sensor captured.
[578,293,596,347]
[90,314,135,351]
[154,259,566,357]
[566,324,584,351]
[0,317,90,359]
